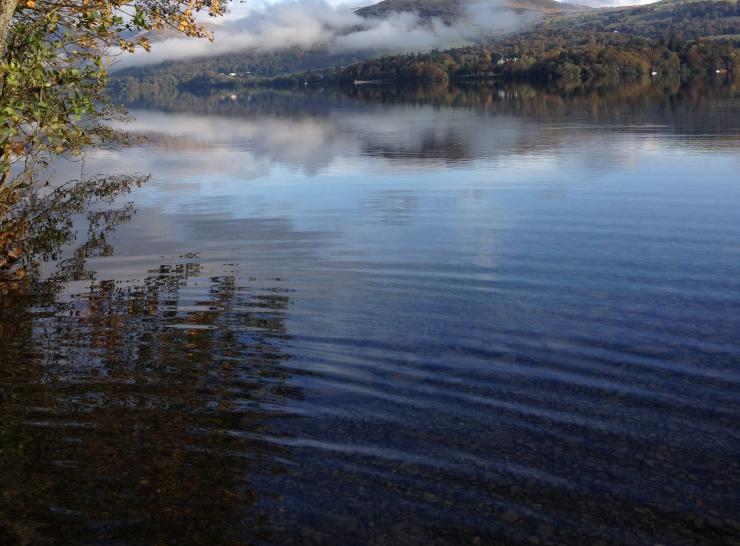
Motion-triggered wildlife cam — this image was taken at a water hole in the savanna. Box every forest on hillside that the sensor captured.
[544,0,740,39]
[110,0,740,96]
[111,31,740,100]
[329,32,740,85]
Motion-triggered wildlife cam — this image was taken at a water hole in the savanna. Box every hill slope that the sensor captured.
[110,0,739,95]
[356,0,583,21]
[546,0,740,38]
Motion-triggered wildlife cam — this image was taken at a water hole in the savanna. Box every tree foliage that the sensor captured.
[331,31,740,87]
[0,0,227,185]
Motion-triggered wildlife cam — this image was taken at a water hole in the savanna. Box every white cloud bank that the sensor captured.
[110,0,663,70]
[111,0,539,69]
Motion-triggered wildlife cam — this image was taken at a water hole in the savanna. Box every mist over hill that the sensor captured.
[355,0,583,21]
[112,0,579,70]
[110,0,739,93]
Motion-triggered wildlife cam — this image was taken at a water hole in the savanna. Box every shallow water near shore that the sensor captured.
[1,81,739,545]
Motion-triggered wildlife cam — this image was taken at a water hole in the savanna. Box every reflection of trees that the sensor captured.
[115,86,348,119]
[352,76,739,133]
[0,176,298,545]
[111,76,738,121]
[350,78,739,163]
[2,175,142,283]
[110,77,738,172]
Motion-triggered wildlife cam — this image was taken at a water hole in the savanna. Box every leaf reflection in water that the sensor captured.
[0,174,300,545]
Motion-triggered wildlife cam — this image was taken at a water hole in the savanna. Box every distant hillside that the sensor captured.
[356,0,584,21]
[110,0,739,96]
[323,28,739,86]
[113,48,376,81]
[112,0,587,84]
[547,0,740,39]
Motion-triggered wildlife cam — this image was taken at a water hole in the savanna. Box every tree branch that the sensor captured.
[0,0,19,59]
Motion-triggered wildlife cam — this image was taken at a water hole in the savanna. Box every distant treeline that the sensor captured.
[111,31,740,97]
[327,32,740,86]
[113,47,375,82]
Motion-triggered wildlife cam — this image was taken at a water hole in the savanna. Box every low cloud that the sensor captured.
[111,0,538,70]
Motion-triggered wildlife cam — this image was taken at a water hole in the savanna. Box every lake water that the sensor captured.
[1,82,739,545]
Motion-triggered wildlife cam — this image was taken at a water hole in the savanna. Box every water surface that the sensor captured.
[1,82,739,545]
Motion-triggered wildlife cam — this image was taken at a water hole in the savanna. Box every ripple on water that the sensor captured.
[1,86,740,545]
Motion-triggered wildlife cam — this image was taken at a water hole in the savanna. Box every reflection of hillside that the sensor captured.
[116,86,353,119]
[351,76,740,140]
[114,76,739,123]
[361,132,469,164]
[0,177,300,545]
[112,77,739,171]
